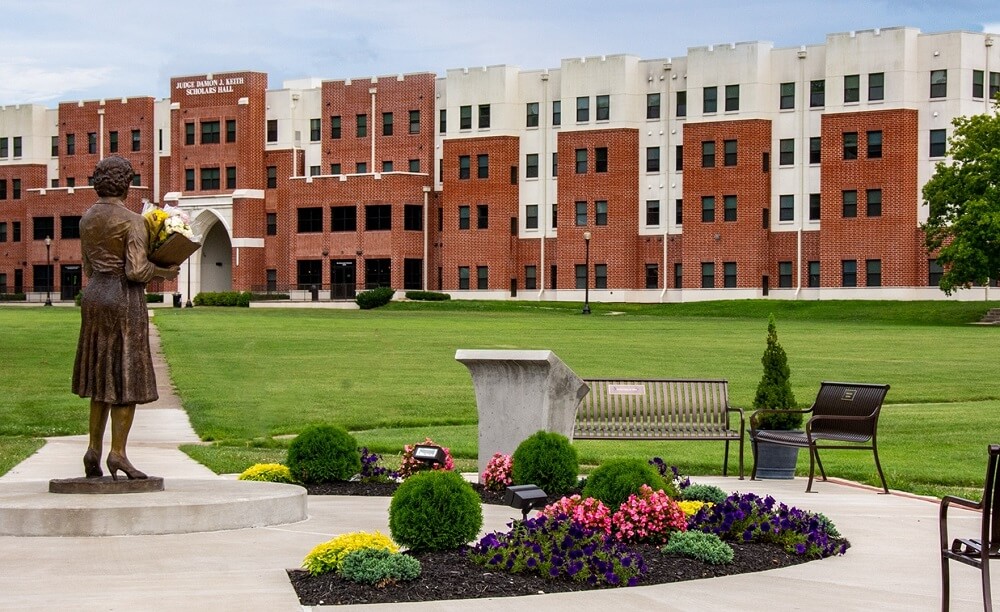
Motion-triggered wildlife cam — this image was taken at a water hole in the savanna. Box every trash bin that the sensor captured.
[310,284,319,302]
[172,292,182,308]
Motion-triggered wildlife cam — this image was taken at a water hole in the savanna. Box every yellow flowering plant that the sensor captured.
[302,531,399,576]
[141,200,195,252]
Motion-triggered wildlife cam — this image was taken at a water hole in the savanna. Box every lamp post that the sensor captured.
[44,236,52,306]
[582,231,591,315]
[185,257,193,308]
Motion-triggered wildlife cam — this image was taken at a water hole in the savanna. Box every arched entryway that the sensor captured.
[199,220,233,293]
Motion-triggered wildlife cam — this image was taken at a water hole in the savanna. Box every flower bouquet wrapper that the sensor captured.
[148,232,202,267]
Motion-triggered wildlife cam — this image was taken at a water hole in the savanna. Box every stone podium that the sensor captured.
[455,350,589,474]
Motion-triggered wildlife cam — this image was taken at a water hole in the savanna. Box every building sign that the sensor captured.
[175,77,246,96]
[608,384,645,396]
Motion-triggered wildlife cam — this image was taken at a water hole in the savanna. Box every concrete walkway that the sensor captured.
[0,324,996,610]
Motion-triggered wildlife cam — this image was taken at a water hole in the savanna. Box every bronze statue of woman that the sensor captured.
[71,156,178,480]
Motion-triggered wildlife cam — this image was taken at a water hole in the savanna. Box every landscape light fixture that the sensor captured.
[503,484,548,521]
[44,236,53,307]
[412,444,446,466]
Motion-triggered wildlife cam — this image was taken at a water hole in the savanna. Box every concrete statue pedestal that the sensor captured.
[455,349,589,474]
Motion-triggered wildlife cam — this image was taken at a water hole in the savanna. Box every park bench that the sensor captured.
[750,381,890,493]
[574,378,745,479]
[939,444,1000,612]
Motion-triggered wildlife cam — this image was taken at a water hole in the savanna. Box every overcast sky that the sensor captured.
[1,0,998,107]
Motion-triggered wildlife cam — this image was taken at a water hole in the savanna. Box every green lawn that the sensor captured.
[2,300,999,499]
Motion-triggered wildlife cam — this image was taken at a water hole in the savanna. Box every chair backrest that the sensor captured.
[984,445,1000,552]
[810,381,890,438]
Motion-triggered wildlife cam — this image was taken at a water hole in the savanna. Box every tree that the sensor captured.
[922,100,1000,295]
[752,314,800,431]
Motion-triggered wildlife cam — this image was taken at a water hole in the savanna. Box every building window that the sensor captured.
[127,129,140,151]
[843,74,860,103]
[646,200,660,226]
[810,79,825,107]
[266,119,277,142]
[673,262,682,288]
[595,200,607,226]
[930,69,947,98]
[266,166,277,188]
[88,132,97,154]
[595,147,608,173]
[809,193,821,221]
[356,114,367,137]
[109,131,119,153]
[779,194,794,221]
[525,204,538,229]
[596,95,610,121]
[477,154,489,179]
[647,147,660,172]
[676,90,687,117]
[439,109,446,133]
[365,205,391,231]
[458,155,470,179]
[0,137,6,158]
[810,137,821,164]
[0,179,6,199]
[458,266,470,290]
[11,221,20,242]
[331,206,356,232]
[930,129,947,157]
[675,145,683,171]
[382,112,393,136]
[310,118,321,141]
[324,115,340,140]
[129,174,140,187]
[701,196,715,222]
[408,110,420,134]
[402,258,421,290]
[297,207,322,233]
[703,86,717,113]
[477,266,488,290]
[722,262,737,288]
[575,148,587,173]
[458,205,470,229]
[675,199,683,225]
[778,261,793,288]
[476,204,489,229]
[553,152,558,177]
[296,260,321,289]
[701,262,715,288]
[525,265,537,290]
[402,204,422,231]
[843,132,858,160]
[525,154,539,178]
[381,161,392,173]
[575,264,587,289]
[552,100,561,126]
[779,139,794,165]
[842,260,857,287]
[723,139,737,166]
[779,82,795,109]
[808,261,820,287]
[266,212,277,236]
[644,263,658,289]
[185,169,195,190]
[723,195,737,222]
[225,120,236,143]
[407,159,419,172]
[928,259,943,286]
[701,141,715,167]
[524,102,540,128]
[646,93,661,119]
[575,201,587,226]
[867,130,883,158]
[330,163,342,175]
[866,188,882,217]
[365,259,391,289]
[60,216,81,239]
[866,259,882,287]
[51,136,58,156]
[201,121,220,144]
[226,166,236,189]
[202,167,222,190]
[0,222,6,243]
[842,190,857,218]
[576,96,589,122]
[66,133,75,155]
[868,72,885,101]
[991,71,1000,99]
[12,179,21,199]
[552,203,557,228]
[724,84,739,111]
[594,264,607,289]
[478,104,490,129]
[974,70,985,98]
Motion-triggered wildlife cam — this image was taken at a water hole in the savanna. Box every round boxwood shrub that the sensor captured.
[680,483,728,504]
[356,286,395,309]
[339,548,421,585]
[662,531,734,565]
[389,470,483,551]
[511,431,579,496]
[286,425,362,484]
[582,458,673,508]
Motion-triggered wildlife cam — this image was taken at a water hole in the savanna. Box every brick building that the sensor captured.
[1,26,998,303]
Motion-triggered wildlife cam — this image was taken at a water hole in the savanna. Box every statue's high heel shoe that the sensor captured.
[107,452,147,481]
[83,448,103,478]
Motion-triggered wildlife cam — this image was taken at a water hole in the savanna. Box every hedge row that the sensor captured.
[404,290,451,301]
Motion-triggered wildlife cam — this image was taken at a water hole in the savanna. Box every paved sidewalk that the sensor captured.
[0,322,996,610]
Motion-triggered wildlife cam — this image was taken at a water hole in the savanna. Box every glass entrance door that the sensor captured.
[330,260,356,299]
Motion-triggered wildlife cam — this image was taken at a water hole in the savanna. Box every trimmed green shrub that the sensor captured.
[680,483,728,504]
[752,314,801,430]
[0,293,27,302]
[302,531,398,576]
[389,470,483,551]
[582,458,674,508]
[146,293,165,303]
[356,286,395,309]
[662,531,734,565]
[193,291,253,307]
[511,431,579,496]
[238,463,296,483]
[404,290,451,301]
[339,548,421,585]
[286,425,362,484]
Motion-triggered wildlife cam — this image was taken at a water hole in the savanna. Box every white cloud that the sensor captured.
[0,57,114,104]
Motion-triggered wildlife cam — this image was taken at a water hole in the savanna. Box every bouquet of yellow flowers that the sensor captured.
[141,200,201,267]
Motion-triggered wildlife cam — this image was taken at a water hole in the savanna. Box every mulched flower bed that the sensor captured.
[293,480,847,606]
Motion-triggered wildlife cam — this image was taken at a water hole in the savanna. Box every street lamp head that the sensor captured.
[44,236,52,247]
[583,231,592,241]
